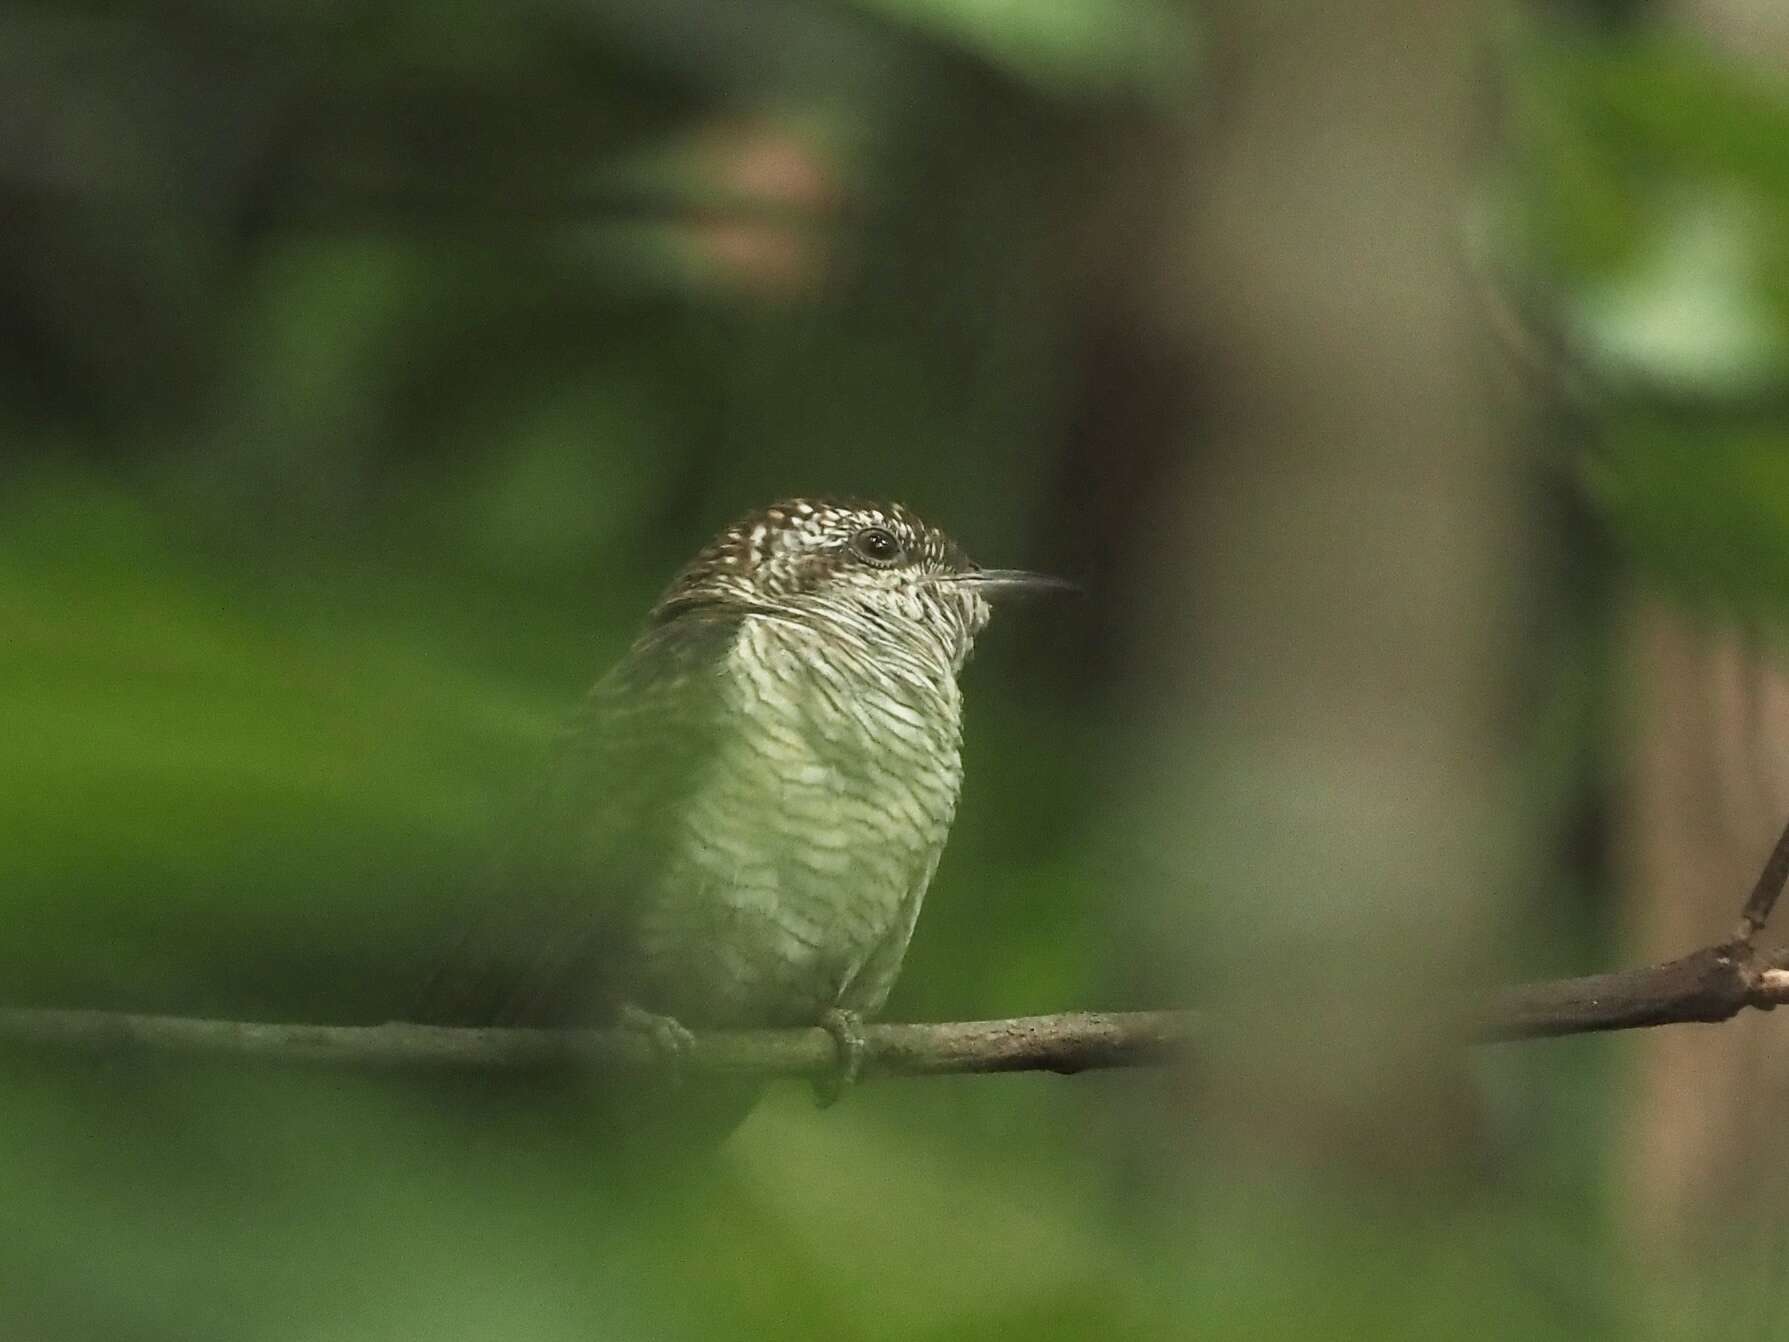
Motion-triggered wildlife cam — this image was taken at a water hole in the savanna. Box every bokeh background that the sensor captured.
[7,0,1789,1337]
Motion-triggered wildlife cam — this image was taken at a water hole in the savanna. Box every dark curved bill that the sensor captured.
[959,568,1080,600]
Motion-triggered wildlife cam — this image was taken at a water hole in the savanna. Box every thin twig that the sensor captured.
[1457,227,1599,413]
[1736,814,1789,942]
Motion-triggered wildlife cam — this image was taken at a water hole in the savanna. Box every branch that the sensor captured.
[0,963,1781,1078]
[1482,945,1789,1041]
[1737,807,1789,940]
[0,1007,1196,1080]
[4,817,1788,1080]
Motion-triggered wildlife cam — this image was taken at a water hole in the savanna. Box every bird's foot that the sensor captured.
[812,1006,867,1109]
[617,1002,696,1085]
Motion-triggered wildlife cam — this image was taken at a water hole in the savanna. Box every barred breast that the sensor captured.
[630,610,964,1027]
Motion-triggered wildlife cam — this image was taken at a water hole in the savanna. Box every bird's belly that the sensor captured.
[632,757,954,1027]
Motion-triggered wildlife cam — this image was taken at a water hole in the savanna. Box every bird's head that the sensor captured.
[653,498,1070,673]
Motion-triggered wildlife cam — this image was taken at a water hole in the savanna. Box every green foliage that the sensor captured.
[1511,25,1789,612]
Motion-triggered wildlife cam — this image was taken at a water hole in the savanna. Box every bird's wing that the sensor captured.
[413,605,746,1027]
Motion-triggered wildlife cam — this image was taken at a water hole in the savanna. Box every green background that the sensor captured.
[3,1,1786,1337]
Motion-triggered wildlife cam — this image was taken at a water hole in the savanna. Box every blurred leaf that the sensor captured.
[1570,193,1789,399]
[1550,33,1789,198]
[0,471,555,1016]
[1587,417,1789,611]
[1513,28,1789,284]
[1510,25,1789,613]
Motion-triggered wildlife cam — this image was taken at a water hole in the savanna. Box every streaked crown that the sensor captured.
[653,498,992,672]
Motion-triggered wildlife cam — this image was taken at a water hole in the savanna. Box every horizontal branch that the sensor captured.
[0,1007,1196,1080]
[4,819,1786,1080]
[0,954,1786,1081]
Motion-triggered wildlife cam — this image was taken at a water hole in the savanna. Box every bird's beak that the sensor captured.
[957,568,1080,601]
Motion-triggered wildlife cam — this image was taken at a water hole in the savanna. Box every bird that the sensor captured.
[417,497,1067,1137]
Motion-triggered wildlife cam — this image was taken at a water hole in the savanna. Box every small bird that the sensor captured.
[420,498,1066,1122]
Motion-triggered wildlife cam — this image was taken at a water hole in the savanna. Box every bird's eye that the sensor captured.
[850,526,904,567]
